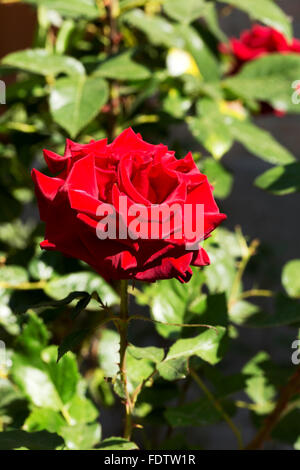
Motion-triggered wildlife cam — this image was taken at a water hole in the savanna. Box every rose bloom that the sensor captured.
[220,24,300,67]
[32,128,226,283]
[220,25,300,116]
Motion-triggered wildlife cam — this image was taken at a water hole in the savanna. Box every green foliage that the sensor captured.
[3,49,85,77]
[0,0,299,451]
[96,437,138,450]
[255,162,300,195]
[282,260,300,298]
[49,76,109,137]
[223,54,300,113]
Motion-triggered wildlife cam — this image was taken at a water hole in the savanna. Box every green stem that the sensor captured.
[228,236,259,309]
[0,281,46,290]
[190,368,244,450]
[240,289,273,300]
[129,314,218,330]
[118,280,133,440]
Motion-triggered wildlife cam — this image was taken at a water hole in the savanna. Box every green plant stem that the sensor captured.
[118,280,133,440]
[245,365,300,450]
[228,236,259,309]
[240,289,274,300]
[190,368,244,450]
[129,314,218,330]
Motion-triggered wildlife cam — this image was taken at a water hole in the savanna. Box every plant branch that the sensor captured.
[190,368,244,450]
[0,281,46,290]
[228,230,260,309]
[245,365,300,450]
[240,289,274,300]
[118,279,133,440]
[129,314,218,331]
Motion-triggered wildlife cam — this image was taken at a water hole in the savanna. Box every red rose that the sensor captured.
[32,128,226,283]
[220,24,300,67]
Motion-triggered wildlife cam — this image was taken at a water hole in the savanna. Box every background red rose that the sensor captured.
[32,128,226,283]
[220,24,300,67]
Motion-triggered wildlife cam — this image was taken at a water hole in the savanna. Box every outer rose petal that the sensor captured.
[66,154,98,198]
[43,138,108,175]
[110,127,157,154]
[31,169,64,221]
[135,254,193,283]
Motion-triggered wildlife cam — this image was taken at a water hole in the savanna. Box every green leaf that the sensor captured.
[223,54,300,113]
[67,395,98,424]
[60,422,101,450]
[217,0,292,40]
[140,269,205,339]
[44,272,119,307]
[239,294,300,328]
[188,99,234,159]
[163,89,191,119]
[42,346,79,404]
[201,3,227,42]
[255,162,300,195]
[16,313,49,356]
[23,0,99,19]
[94,50,151,81]
[189,293,228,328]
[126,351,156,393]
[242,352,276,414]
[0,291,20,335]
[123,9,181,48]
[29,257,55,281]
[2,49,85,77]
[96,437,138,450]
[229,300,261,326]
[123,10,219,81]
[282,260,300,298]
[175,24,219,81]
[189,115,233,159]
[128,345,164,363]
[205,244,237,296]
[57,328,90,362]
[228,120,295,165]
[0,430,64,450]
[0,265,28,285]
[49,76,109,137]
[245,376,276,414]
[148,280,188,339]
[24,408,65,434]
[165,397,235,427]
[201,158,233,199]
[158,327,226,381]
[0,378,24,411]
[71,294,92,320]
[161,327,226,366]
[11,354,63,411]
[163,0,209,25]
[98,329,120,378]
[157,357,188,381]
